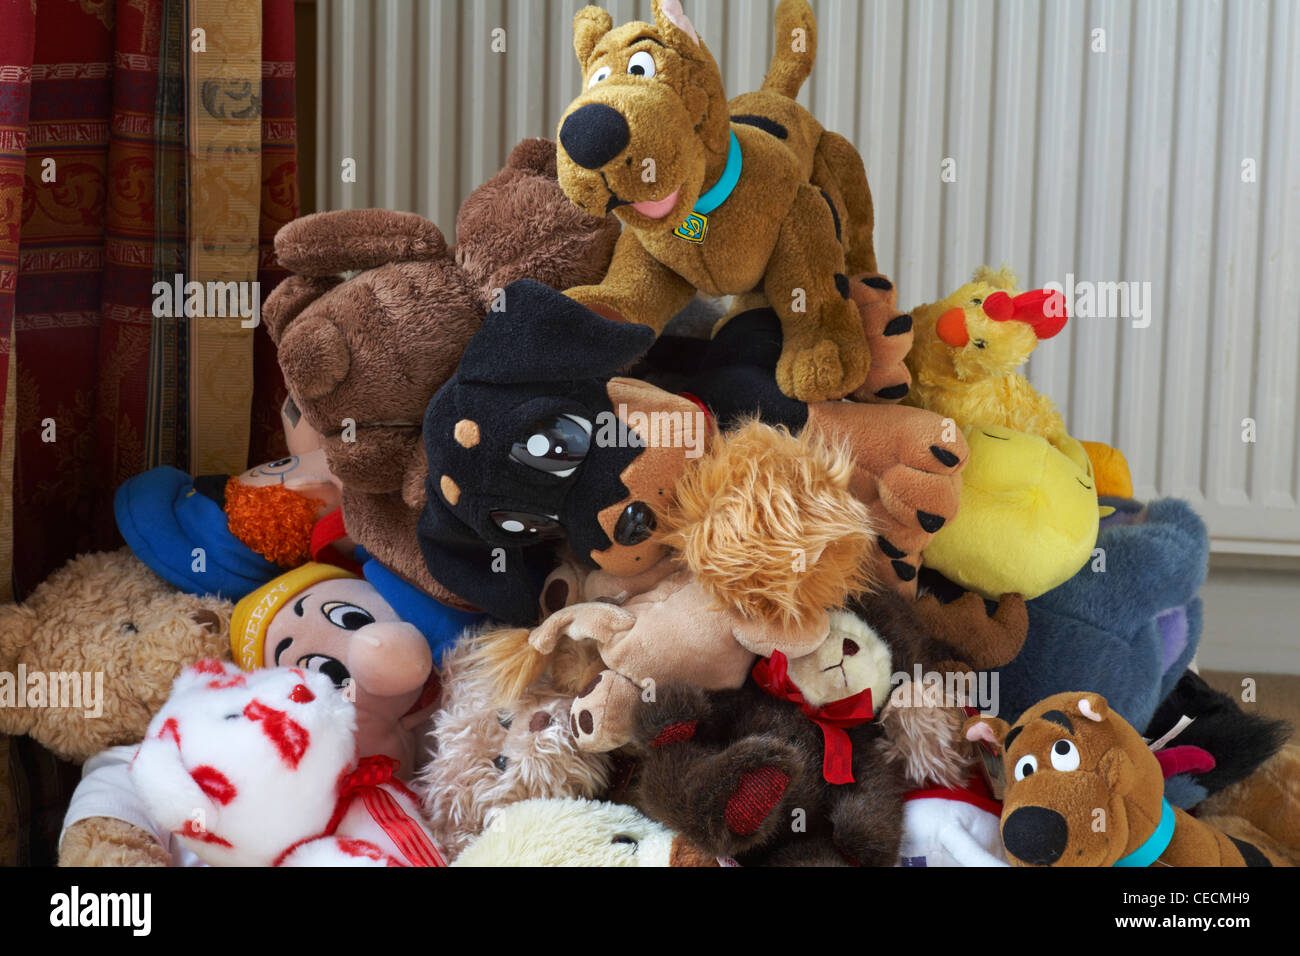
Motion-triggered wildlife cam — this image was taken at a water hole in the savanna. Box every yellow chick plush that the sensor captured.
[905,266,1072,449]
[924,425,1100,600]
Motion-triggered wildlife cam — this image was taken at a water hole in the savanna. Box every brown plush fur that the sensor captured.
[0,549,232,868]
[265,139,618,606]
[659,419,875,634]
[967,692,1291,867]
[558,0,876,402]
[1199,745,1300,866]
[630,592,947,865]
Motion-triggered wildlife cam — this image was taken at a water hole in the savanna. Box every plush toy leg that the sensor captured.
[825,773,908,866]
[563,229,696,330]
[765,183,871,402]
[58,817,171,868]
[809,130,877,275]
[1199,745,1300,866]
[568,669,642,752]
[846,274,913,403]
[806,401,968,597]
[279,837,400,867]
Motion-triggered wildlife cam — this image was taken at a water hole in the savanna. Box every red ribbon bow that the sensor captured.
[326,755,446,867]
[981,288,1069,339]
[751,651,874,785]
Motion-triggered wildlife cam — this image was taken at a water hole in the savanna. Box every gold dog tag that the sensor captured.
[674,212,707,243]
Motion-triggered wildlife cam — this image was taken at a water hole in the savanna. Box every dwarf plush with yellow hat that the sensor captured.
[232,560,481,776]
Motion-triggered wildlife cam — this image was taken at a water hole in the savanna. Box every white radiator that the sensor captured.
[317,0,1300,557]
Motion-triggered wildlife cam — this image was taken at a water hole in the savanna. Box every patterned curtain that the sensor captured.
[0,0,298,598]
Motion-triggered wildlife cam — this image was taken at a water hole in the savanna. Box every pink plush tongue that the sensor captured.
[630,188,681,220]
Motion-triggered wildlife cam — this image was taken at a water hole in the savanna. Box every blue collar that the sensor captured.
[693,130,742,215]
[1113,798,1175,867]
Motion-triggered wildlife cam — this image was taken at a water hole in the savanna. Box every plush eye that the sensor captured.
[973,339,987,349]
[497,712,513,730]
[611,834,638,846]
[253,456,298,477]
[1049,738,1080,772]
[511,414,591,477]
[490,510,565,539]
[121,621,138,634]
[587,65,611,88]
[969,297,983,305]
[298,654,351,687]
[321,601,375,631]
[627,50,656,78]
[493,755,509,772]
[1014,754,1038,781]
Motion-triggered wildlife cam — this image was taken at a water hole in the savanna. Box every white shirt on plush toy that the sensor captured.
[897,779,1009,867]
[129,660,445,866]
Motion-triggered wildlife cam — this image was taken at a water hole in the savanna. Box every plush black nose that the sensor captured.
[1001,806,1070,865]
[613,501,656,546]
[560,103,630,170]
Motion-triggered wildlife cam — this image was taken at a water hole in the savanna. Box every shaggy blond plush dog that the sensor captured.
[413,641,613,860]
[478,419,877,752]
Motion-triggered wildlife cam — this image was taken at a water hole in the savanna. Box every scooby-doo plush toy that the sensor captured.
[264,138,619,611]
[964,692,1289,867]
[556,0,877,402]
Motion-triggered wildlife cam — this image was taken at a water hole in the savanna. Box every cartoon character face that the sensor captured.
[234,447,341,515]
[262,577,430,700]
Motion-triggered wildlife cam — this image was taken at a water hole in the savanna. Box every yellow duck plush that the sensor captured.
[905,267,1132,497]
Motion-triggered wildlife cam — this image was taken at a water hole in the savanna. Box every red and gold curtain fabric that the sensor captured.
[0,0,297,596]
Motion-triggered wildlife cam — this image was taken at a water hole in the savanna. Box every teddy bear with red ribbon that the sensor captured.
[626,590,950,866]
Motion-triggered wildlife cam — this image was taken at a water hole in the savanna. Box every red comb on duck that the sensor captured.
[982,289,1068,339]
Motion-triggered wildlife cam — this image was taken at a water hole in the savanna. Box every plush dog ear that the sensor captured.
[456,279,656,386]
[573,6,613,69]
[1075,692,1110,723]
[963,713,1011,751]
[274,209,449,277]
[653,0,701,48]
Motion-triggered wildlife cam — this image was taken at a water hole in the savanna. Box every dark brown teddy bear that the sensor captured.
[262,139,619,607]
[629,590,954,866]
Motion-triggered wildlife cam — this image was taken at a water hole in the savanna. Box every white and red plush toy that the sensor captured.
[130,660,445,866]
[897,775,1009,867]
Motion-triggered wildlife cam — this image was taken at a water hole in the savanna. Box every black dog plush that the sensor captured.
[419,278,704,624]
[1146,669,1292,808]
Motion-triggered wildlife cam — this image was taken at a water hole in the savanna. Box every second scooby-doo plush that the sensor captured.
[556,0,876,403]
[965,692,1289,867]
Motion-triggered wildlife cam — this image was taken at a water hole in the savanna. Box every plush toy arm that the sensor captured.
[59,817,172,867]
[530,602,637,653]
[564,229,695,331]
[937,821,1009,868]
[913,591,1028,670]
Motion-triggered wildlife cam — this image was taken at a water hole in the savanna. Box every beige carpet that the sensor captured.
[1201,670,1300,743]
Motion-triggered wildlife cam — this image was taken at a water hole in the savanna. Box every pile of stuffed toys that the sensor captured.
[10,0,1297,868]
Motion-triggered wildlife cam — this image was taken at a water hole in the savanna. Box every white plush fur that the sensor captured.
[413,643,613,860]
[898,797,1008,867]
[132,662,355,866]
[785,610,893,709]
[453,798,677,867]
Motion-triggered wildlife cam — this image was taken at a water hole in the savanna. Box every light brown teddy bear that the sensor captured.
[0,549,232,866]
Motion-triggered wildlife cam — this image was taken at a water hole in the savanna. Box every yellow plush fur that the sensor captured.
[658,418,876,634]
[905,266,1070,448]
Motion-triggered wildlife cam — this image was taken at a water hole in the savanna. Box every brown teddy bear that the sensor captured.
[263,138,620,608]
[627,590,951,866]
[0,549,233,866]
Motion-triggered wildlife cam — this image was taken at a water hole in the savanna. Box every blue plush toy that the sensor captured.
[988,497,1209,731]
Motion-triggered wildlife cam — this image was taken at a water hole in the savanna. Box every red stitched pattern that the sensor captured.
[179,820,232,848]
[190,765,238,805]
[651,720,699,748]
[723,767,789,836]
[243,699,311,768]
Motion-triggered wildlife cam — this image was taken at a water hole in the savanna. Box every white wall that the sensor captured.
[317,0,1300,670]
